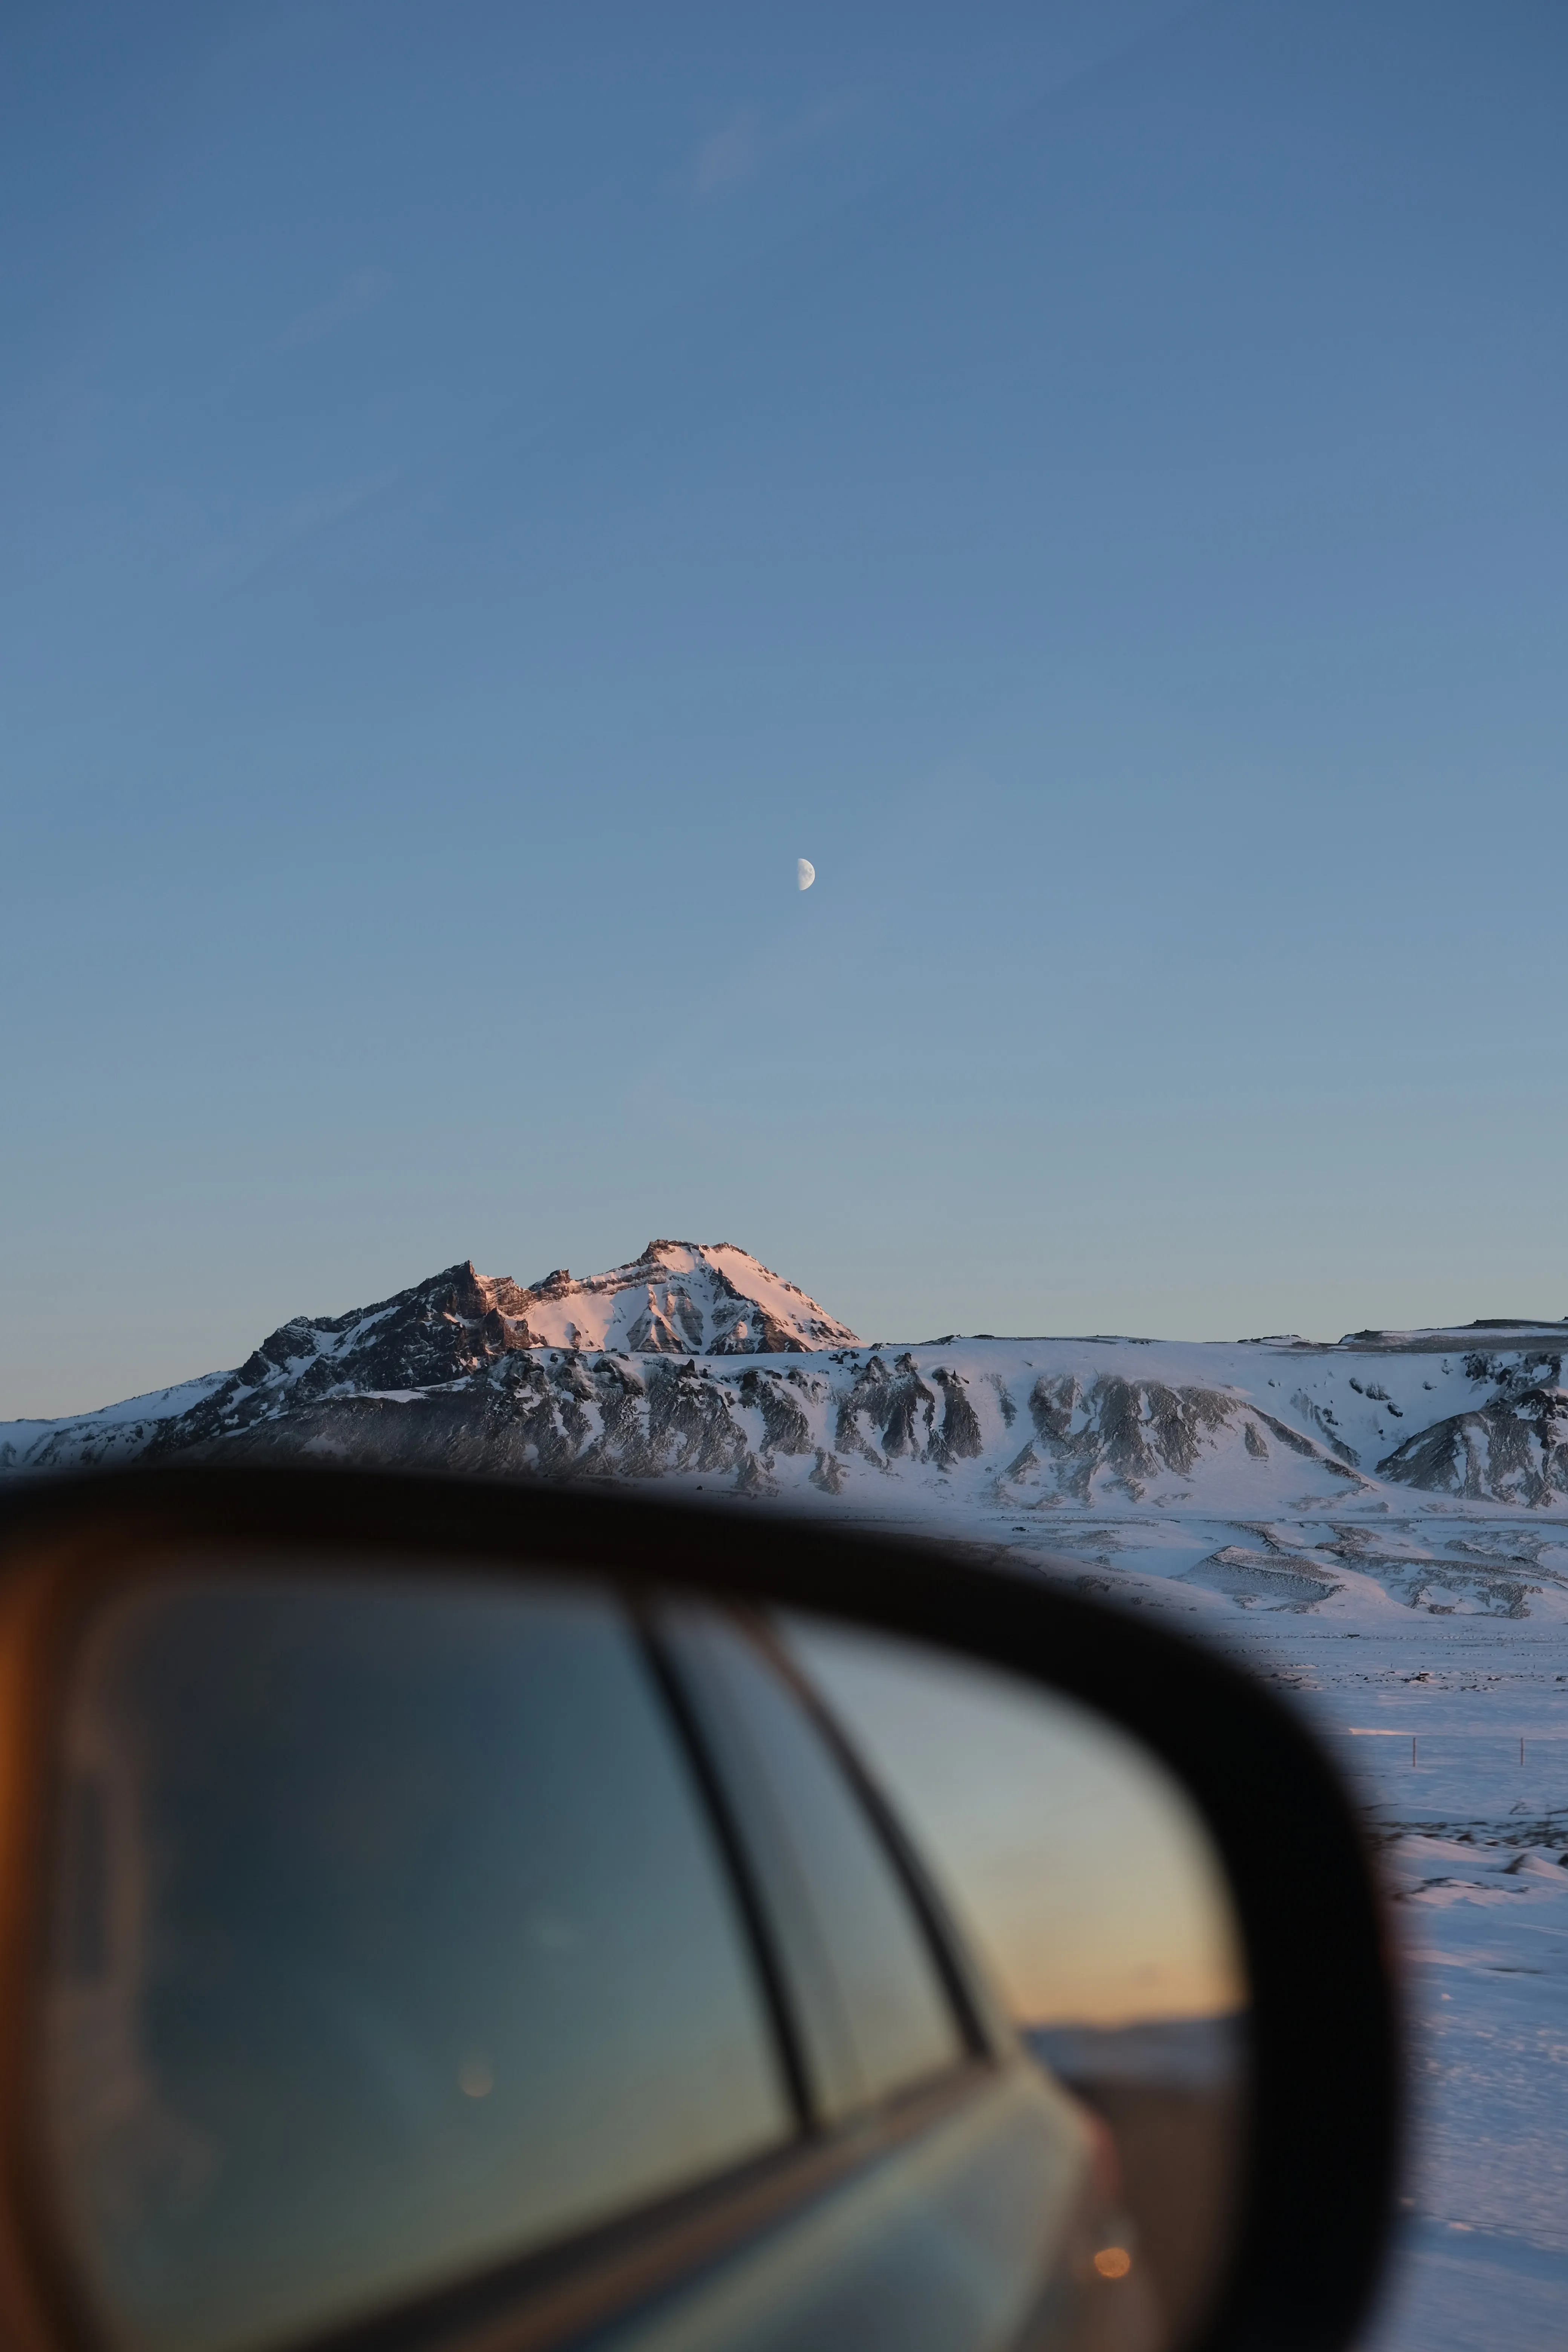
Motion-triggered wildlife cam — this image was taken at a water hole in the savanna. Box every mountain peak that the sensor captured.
[509,1240,858,1355]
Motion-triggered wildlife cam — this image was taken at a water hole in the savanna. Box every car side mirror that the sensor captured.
[0,1467,1398,2352]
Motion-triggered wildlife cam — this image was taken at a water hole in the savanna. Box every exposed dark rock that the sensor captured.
[846,1354,936,1462]
[1028,1374,1234,1501]
[1183,1547,1343,1609]
[708,1308,812,1355]
[624,1285,706,1354]
[810,1449,845,1495]
[643,1361,750,1478]
[1289,1392,1361,1467]
[1257,1410,1320,1459]
[930,1369,984,1466]
[737,1369,814,1460]
[1378,1387,1568,1508]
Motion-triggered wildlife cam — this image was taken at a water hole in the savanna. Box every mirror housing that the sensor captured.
[0,1466,1398,2352]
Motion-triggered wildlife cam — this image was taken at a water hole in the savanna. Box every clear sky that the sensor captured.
[4,0,1566,1418]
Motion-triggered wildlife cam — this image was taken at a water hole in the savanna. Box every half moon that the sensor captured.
[797,858,816,891]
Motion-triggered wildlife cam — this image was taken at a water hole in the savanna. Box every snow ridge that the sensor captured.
[3,1250,1565,1622]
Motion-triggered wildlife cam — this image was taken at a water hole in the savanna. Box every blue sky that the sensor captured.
[4,0,1566,1415]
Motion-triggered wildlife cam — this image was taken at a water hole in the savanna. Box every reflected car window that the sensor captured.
[662,1612,963,2121]
[782,1611,1251,2352]
[45,1572,792,2352]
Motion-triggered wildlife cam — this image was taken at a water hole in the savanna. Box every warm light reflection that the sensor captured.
[1094,2246,1133,2280]
[784,1616,1246,2031]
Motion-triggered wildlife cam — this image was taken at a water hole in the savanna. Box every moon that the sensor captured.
[796,858,816,891]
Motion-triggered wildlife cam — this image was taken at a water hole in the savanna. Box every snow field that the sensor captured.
[1214,1620,1568,2352]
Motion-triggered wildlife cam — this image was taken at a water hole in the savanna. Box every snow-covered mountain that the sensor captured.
[0,1242,857,1478]
[3,1243,1565,1621]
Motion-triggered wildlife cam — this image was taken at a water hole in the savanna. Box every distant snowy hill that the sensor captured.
[3,1242,1565,1620]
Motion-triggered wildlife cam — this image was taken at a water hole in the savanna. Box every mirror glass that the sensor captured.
[40,1555,1248,2352]
[783,1614,1250,2349]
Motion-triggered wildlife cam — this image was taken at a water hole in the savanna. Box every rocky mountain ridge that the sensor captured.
[0,1242,857,1475]
[3,1246,1565,1619]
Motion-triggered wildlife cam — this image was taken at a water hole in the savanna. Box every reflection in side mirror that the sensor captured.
[34,1550,1251,2352]
[783,1617,1250,2351]
[46,1572,798,2352]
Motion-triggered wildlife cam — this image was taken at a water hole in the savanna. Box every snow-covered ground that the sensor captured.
[1194,1614,1568,2352]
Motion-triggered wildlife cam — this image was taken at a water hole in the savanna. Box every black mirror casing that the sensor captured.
[0,1468,1400,2352]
